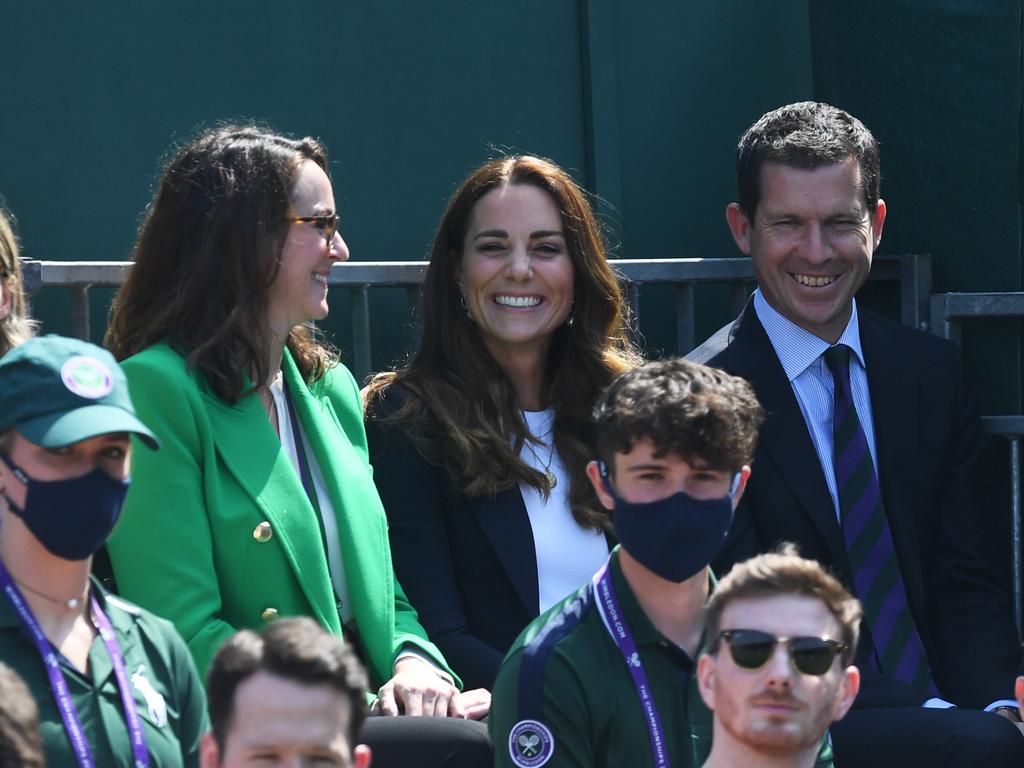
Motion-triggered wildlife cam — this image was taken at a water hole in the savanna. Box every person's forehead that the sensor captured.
[614,439,725,471]
[720,593,840,637]
[227,672,351,748]
[467,183,562,230]
[756,158,865,210]
[291,160,334,212]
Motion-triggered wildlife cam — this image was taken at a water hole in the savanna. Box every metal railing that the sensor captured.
[21,253,931,383]
[23,254,1023,637]
[930,292,1024,637]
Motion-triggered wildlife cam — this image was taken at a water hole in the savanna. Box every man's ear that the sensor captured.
[870,199,887,250]
[696,653,717,711]
[354,744,373,768]
[831,665,861,722]
[585,460,615,511]
[1014,674,1024,711]
[199,732,221,768]
[731,465,752,511]
[725,203,753,255]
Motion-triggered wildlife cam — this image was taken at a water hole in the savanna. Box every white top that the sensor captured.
[518,409,608,613]
[269,373,353,624]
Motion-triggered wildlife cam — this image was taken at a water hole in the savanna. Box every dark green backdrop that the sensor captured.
[1,1,1020,404]
[0,0,811,366]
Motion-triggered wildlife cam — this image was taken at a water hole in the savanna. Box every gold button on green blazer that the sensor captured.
[107,343,454,687]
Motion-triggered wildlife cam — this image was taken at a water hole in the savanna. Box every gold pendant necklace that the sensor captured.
[524,437,558,490]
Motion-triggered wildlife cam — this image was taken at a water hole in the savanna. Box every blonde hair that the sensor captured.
[0,208,36,356]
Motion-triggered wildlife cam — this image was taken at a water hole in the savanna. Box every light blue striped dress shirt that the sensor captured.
[753,289,877,521]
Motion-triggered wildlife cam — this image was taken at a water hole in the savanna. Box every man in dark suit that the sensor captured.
[690,101,1024,766]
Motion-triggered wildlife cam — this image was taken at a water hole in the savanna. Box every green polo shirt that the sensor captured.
[490,549,834,768]
[0,578,208,767]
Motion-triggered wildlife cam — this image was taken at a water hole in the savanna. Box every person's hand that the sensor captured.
[450,687,491,720]
[371,657,459,717]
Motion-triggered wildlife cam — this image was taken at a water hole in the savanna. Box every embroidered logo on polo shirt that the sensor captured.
[509,719,554,767]
[61,356,113,399]
[131,666,167,728]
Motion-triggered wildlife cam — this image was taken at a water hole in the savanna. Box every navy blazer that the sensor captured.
[690,302,1022,708]
[366,386,612,691]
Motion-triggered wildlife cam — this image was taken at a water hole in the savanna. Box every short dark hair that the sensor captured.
[736,101,881,220]
[0,661,45,768]
[206,617,369,752]
[706,544,862,666]
[592,357,764,473]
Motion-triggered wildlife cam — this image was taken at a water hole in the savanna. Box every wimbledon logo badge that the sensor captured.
[509,719,554,767]
[61,356,114,399]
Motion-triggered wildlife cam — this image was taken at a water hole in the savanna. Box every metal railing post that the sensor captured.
[901,252,932,332]
[350,286,372,384]
[69,285,91,342]
[674,282,695,355]
[1012,437,1023,640]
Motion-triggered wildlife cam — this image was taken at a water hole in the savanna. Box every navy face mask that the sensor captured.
[0,452,129,562]
[601,462,740,583]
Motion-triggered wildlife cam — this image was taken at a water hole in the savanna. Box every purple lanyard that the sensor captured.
[591,560,669,768]
[0,562,150,768]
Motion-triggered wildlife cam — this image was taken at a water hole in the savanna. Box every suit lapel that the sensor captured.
[472,489,540,616]
[203,376,341,634]
[860,313,925,599]
[729,307,848,563]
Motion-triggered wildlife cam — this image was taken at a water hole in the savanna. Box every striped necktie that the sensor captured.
[824,344,936,695]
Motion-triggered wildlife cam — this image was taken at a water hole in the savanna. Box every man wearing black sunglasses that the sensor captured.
[490,359,836,767]
[698,546,861,768]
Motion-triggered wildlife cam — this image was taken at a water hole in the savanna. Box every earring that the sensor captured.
[459,287,473,321]
[566,300,575,328]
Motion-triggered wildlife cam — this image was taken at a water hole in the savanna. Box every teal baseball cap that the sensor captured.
[0,335,159,450]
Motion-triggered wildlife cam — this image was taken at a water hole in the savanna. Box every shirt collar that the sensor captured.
[608,547,714,649]
[753,289,866,380]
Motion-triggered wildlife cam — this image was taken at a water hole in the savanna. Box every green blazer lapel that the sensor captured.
[201,386,342,634]
[282,356,393,661]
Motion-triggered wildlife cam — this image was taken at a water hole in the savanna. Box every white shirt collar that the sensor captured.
[752,289,866,381]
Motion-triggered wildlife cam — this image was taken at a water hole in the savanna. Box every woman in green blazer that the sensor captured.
[105,126,490,766]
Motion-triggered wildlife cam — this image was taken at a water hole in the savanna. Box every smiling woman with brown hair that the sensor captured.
[364,155,641,690]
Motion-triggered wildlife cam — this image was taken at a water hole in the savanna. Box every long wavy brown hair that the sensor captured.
[365,155,641,530]
[106,125,337,399]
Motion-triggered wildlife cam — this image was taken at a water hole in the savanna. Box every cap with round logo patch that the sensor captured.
[508,720,554,768]
[0,335,159,449]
